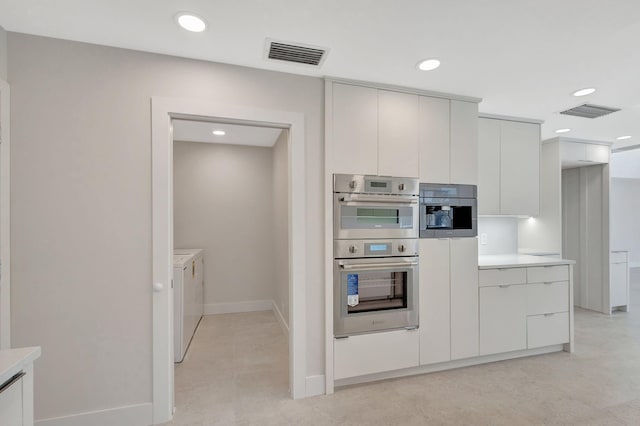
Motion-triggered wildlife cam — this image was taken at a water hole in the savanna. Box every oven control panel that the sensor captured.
[334,239,418,259]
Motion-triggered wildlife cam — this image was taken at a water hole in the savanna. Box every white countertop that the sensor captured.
[479,254,575,269]
[0,346,41,385]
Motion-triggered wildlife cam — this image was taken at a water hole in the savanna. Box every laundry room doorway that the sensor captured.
[151,98,307,425]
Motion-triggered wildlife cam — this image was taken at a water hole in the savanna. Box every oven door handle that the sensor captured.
[339,194,418,204]
[340,261,418,270]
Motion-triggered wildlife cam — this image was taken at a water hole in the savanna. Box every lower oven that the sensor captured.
[333,239,419,337]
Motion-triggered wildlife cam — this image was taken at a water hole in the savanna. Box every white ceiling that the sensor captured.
[172,120,283,147]
[2,0,640,149]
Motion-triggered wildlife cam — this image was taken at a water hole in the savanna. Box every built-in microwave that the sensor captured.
[419,183,477,238]
[333,174,419,240]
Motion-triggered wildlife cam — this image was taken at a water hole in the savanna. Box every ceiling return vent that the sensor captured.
[559,104,621,119]
[265,38,329,67]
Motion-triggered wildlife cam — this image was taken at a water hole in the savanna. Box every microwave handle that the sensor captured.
[340,261,419,270]
[340,194,418,204]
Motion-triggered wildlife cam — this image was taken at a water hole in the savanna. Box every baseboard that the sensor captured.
[305,375,326,397]
[35,403,152,426]
[271,300,290,337]
[204,300,273,315]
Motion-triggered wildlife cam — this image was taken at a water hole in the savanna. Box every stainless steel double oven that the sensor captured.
[333,174,420,337]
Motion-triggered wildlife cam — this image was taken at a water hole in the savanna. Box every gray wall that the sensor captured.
[611,178,640,266]
[173,141,276,306]
[0,26,6,80]
[8,33,324,421]
[272,131,289,325]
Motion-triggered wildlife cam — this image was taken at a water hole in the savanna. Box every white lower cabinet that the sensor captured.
[334,329,419,380]
[610,251,629,311]
[0,375,23,426]
[450,238,479,360]
[527,312,569,348]
[479,264,571,354]
[479,285,527,355]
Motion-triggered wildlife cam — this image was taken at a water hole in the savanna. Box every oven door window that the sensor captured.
[341,205,414,230]
[343,270,408,314]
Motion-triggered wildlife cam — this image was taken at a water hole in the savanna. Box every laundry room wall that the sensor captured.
[272,131,289,327]
[8,32,324,423]
[173,141,277,312]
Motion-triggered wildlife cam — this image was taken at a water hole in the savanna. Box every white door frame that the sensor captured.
[151,97,307,424]
[0,78,10,350]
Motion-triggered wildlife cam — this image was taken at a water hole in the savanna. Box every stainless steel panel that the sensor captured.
[334,174,419,196]
[334,238,418,259]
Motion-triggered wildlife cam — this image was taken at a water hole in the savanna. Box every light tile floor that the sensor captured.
[168,270,640,425]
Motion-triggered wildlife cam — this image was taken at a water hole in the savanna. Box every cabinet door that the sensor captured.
[450,238,479,360]
[0,375,24,426]
[479,285,527,355]
[419,96,450,183]
[378,90,420,177]
[450,101,478,185]
[334,329,419,379]
[478,118,501,214]
[330,83,378,175]
[500,120,540,216]
[610,261,628,307]
[419,239,451,365]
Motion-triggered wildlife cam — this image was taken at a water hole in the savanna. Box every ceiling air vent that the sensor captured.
[560,104,621,119]
[265,38,328,67]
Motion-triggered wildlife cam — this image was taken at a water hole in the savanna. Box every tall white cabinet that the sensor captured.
[419,238,479,365]
[478,115,541,216]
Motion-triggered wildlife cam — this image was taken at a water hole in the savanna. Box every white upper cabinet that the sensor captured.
[328,81,479,180]
[560,141,610,169]
[478,118,501,214]
[500,120,540,215]
[330,83,378,175]
[450,101,479,185]
[478,117,540,216]
[419,96,450,183]
[378,90,420,177]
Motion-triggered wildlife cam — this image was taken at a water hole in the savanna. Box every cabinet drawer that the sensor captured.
[479,268,526,287]
[611,251,628,263]
[526,265,568,284]
[527,312,569,349]
[334,329,419,379]
[526,281,569,315]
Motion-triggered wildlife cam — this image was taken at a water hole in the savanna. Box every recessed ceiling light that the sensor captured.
[175,12,207,32]
[212,130,226,136]
[572,88,596,97]
[555,128,571,134]
[616,135,632,140]
[417,58,441,71]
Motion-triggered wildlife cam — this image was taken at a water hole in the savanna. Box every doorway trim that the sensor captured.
[0,78,10,350]
[151,97,306,424]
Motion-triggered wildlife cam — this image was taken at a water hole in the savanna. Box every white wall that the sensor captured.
[611,148,640,178]
[611,178,640,266]
[0,25,6,80]
[272,131,289,326]
[477,217,518,255]
[173,141,276,308]
[8,33,324,421]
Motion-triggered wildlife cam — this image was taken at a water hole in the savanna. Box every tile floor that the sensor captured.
[168,270,640,425]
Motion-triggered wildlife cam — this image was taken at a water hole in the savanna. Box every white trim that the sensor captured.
[272,300,289,337]
[0,78,10,350]
[152,97,307,424]
[335,345,564,387]
[35,403,153,426]
[479,112,544,124]
[323,81,335,395]
[305,375,326,397]
[324,77,482,104]
[542,136,614,146]
[204,300,273,315]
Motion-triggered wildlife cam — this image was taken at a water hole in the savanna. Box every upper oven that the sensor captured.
[419,183,477,238]
[334,174,419,240]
